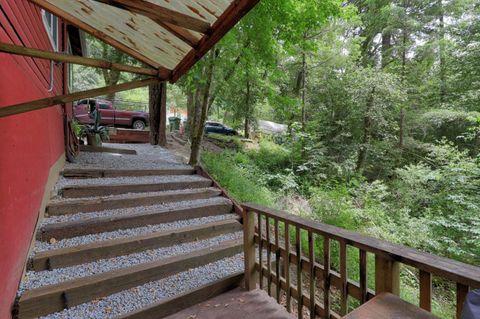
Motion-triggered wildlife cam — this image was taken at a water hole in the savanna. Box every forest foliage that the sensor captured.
[194,0,480,262]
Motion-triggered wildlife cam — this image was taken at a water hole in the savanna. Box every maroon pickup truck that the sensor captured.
[74,99,149,130]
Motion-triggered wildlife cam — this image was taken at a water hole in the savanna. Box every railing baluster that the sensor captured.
[244,208,256,291]
[308,230,315,319]
[375,255,400,295]
[275,219,281,303]
[323,237,331,319]
[285,222,292,312]
[456,283,469,319]
[266,215,272,296]
[419,270,432,312]
[296,226,303,319]
[359,249,367,304]
[340,241,348,315]
[258,213,263,289]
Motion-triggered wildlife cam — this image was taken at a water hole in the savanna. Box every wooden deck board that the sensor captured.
[165,287,295,319]
[343,292,439,319]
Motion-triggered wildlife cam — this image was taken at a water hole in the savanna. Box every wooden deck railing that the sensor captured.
[243,203,480,319]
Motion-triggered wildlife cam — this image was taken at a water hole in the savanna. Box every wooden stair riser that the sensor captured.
[62,168,195,178]
[39,202,233,241]
[30,220,242,271]
[61,180,213,198]
[47,188,222,216]
[16,241,244,319]
[117,273,244,319]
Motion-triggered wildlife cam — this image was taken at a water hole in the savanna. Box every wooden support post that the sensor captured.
[323,237,331,319]
[285,222,292,312]
[308,231,315,319]
[266,216,272,296]
[244,208,257,291]
[375,255,400,296]
[0,42,161,77]
[0,78,160,118]
[340,241,348,315]
[274,219,281,303]
[359,249,368,304]
[456,283,469,319]
[258,213,263,290]
[149,82,167,147]
[419,270,432,312]
[295,227,303,319]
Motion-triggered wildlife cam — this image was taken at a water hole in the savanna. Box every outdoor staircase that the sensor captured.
[14,162,245,319]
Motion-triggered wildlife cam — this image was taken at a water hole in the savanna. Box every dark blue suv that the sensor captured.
[204,121,238,136]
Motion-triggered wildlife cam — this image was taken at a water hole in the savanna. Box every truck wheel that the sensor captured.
[132,119,146,130]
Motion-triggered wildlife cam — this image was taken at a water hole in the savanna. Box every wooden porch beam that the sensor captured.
[158,22,200,48]
[171,0,261,83]
[0,78,160,118]
[94,0,211,34]
[0,42,162,77]
[29,0,171,73]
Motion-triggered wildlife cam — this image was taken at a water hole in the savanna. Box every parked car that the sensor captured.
[74,99,149,130]
[204,121,238,136]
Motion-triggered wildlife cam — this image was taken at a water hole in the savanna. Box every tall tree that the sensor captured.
[189,49,216,165]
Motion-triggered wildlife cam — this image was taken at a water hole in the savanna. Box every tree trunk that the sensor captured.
[399,7,408,148]
[438,0,447,104]
[300,50,307,159]
[185,90,194,139]
[301,51,307,131]
[149,82,167,147]
[381,31,391,69]
[101,62,121,102]
[356,87,375,174]
[244,76,251,139]
[189,51,215,166]
[399,107,405,148]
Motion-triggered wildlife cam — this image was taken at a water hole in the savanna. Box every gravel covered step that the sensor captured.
[30,219,242,271]
[62,167,195,178]
[16,240,243,319]
[38,198,233,240]
[47,188,221,216]
[36,254,244,319]
[59,176,213,198]
[117,272,244,319]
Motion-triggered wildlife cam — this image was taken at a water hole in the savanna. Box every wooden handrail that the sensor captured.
[243,202,480,319]
[244,202,480,288]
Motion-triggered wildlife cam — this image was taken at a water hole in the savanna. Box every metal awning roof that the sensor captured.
[31,0,259,82]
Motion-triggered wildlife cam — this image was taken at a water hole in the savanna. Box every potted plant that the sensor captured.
[79,109,109,147]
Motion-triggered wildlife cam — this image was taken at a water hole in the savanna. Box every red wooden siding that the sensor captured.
[0,1,68,317]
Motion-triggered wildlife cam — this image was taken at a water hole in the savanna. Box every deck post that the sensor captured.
[375,255,400,296]
[243,208,257,290]
[149,82,167,146]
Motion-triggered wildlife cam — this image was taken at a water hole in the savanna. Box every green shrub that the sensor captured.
[201,150,276,206]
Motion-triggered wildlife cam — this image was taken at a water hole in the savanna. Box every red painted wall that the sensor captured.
[0,1,67,317]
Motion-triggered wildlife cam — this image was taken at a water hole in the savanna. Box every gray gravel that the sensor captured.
[49,189,203,204]
[55,174,209,191]
[21,232,242,292]
[34,214,238,253]
[41,197,230,226]
[67,144,187,170]
[39,254,244,319]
